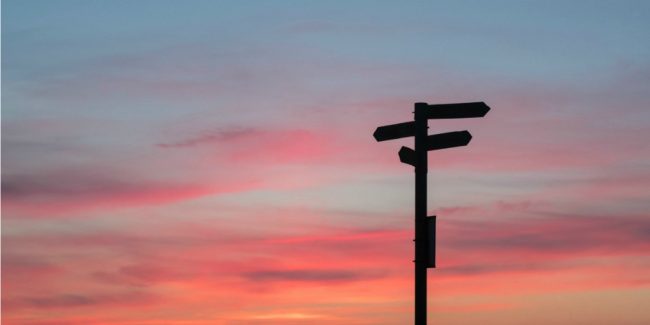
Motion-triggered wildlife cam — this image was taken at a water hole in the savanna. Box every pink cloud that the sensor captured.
[4,292,157,310]
[4,207,648,324]
[1,168,262,217]
[159,127,339,165]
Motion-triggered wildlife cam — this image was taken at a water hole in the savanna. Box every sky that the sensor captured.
[2,0,650,324]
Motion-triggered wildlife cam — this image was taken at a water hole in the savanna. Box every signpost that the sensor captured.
[373,101,490,325]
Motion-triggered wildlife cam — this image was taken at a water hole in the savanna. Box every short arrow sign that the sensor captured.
[399,146,416,166]
[427,130,472,151]
[373,121,416,142]
[426,102,490,119]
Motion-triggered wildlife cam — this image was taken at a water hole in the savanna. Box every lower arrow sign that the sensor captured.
[397,131,472,166]
[399,146,416,166]
[427,130,472,151]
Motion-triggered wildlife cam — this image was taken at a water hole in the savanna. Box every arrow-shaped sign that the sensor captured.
[425,102,490,119]
[373,121,416,142]
[399,130,472,166]
[427,130,472,150]
[399,146,416,166]
[374,102,487,142]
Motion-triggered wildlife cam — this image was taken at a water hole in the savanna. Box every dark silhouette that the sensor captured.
[373,102,490,325]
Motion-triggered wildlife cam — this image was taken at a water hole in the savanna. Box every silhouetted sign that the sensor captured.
[373,101,490,325]
[427,130,472,151]
[427,216,436,268]
[426,102,490,119]
[396,132,472,166]
[373,121,416,142]
[399,146,416,166]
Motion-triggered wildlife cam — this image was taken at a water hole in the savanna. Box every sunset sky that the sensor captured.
[2,1,650,324]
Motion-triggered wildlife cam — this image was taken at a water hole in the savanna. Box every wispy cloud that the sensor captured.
[243,269,375,283]
[157,127,259,148]
[2,170,223,216]
[4,291,157,311]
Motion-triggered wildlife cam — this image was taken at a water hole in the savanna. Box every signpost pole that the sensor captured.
[373,100,490,325]
[414,102,428,325]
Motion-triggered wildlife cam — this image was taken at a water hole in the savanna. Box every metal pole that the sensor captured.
[414,102,428,325]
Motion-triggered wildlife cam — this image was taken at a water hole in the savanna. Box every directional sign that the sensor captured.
[373,121,416,142]
[425,102,490,119]
[399,146,416,166]
[399,131,471,166]
[427,130,472,151]
[373,101,490,325]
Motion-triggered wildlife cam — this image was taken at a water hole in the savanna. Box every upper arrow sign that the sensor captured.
[373,121,416,142]
[425,102,490,119]
[427,130,472,150]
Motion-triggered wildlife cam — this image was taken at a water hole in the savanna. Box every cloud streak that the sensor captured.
[1,170,228,216]
[243,269,372,283]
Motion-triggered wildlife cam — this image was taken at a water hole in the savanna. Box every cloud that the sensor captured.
[444,213,650,254]
[243,269,368,283]
[1,169,259,216]
[157,127,259,148]
[4,204,648,323]
[1,255,62,277]
[431,210,650,287]
[158,126,340,166]
[4,291,156,310]
[1,255,63,293]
